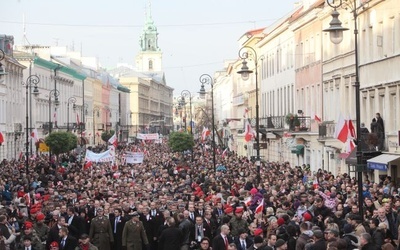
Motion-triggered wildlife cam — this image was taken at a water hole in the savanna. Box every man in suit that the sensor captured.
[178,212,195,250]
[47,215,67,249]
[234,228,253,250]
[158,217,183,250]
[203,212,217,240]
[149,201,164,250]
[65,206,83,239]
[194,216,211,244]
[212,224,231,250]
[187,204,198,223]
[22,236,37,250]
[110,208,127,250]
[58,227,78,250]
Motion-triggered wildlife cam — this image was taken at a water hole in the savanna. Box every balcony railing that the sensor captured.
[318,121,336,139]
[258,116,311,132]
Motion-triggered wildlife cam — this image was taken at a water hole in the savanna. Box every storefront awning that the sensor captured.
[367,153,400,171]
[291,145,304,155]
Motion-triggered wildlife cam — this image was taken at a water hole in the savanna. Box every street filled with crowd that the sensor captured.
[0,139,399,250]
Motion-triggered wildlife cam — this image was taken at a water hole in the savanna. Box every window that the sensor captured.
[149,60,153,70]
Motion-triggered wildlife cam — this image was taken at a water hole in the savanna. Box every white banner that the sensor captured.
[85,149,115,163]
[137,133,160,140]
[125,152,144,164]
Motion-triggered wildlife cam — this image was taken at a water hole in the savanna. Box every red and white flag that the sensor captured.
[334,114,348,143]
[84,161,92,170]
[314,114,322,123]
[0,132,4,145]
[201,127,210,141]
[244,197,252,207]
[244,119,255,142]
[255,199,264,214]
[345,138,356,153]
[313,178,319,189]
[348,119,356,139]
[222,148,228,158]
[243,107,249,118]
[30,128,39,142]
[108,133,118,147]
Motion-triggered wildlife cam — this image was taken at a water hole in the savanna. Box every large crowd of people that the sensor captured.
[0,139,399,250]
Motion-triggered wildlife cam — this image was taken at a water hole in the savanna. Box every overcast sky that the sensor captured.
[3,0,297,95]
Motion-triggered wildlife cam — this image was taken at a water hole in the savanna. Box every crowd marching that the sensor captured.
[0,138,399,250]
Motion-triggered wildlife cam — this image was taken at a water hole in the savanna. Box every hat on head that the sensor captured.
[224,207,233,214]
[50,241,59,247]
[235,207,244,214]
[277,217,285,226]
[275,239,286,248]
[343,224,353,234]
[254,235,263,244]
[303,212,312,221]
[36,213,45,221]
[80,234,89,239]
[24,221,33,230]
[131,211,140,217]
[250,188,258,195]
[254,228,263,236]
[312,230,323,239]
[30,208,39,214]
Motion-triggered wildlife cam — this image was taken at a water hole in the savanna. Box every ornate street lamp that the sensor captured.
[181,90,193,135]
[93,106,101,145]
[199,74,216,172]
[324,0,363,220]
[67,97,77,132]
[22,75,40,174]
[237,46,262,185]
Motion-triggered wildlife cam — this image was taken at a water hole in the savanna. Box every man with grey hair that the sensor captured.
[359,233,379,250]
[212,224,231,250]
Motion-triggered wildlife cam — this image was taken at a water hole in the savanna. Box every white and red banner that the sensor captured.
[85,149,115,163]
[201,127,211,141]
[334,114,348,143]
[137,133,160,140]
[108,132,118,147]
[124,152,145,164]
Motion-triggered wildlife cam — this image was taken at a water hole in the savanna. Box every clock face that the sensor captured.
[250,118,256,126]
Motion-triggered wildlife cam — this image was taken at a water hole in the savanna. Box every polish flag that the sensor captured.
[108,133,118,147]
[222,148,228,158]
[255,199,264,214]
[0,132,4,145]
[334,114,348,143]
[314,114,322,123]
[201,127,210,141]
[345,138,356,153]
[243,107,249,118]
[313,178,319,189]
[30,128,39,142]
[348,119,356,139]
[244,119,255,142]
[244,197,252,207]
[84,161,92,170]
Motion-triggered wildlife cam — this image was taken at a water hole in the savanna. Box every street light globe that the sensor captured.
[237,59,253,81]
[323,9,349,45]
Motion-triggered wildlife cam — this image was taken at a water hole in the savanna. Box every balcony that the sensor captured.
[259,116,286,130]
[318,121,336,139]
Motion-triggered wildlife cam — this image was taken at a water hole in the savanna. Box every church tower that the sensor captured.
[135,0,162,72]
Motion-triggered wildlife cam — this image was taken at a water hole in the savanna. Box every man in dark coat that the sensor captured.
[47,216,67,249]
[309,229,326,250]
[65,206,84,239]
[110,208,127,250]
[360,233,379,250]
[58,226,78,250]
[158,217,183,250]
[212,224,231,250]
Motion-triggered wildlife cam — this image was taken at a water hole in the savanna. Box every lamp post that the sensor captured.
[48,89,60,134]
[237,46,262,185]
[181,90,193,135]
[199,74,216,172]
[78,103,89,147]
[323,0,363,220]
[22,75,40,174]
[93,106,100,145]
[67,97,77,132]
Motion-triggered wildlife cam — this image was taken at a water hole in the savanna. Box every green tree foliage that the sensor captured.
[168,132,194,152]
[101,130,115,142]
[45,131,78,155]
